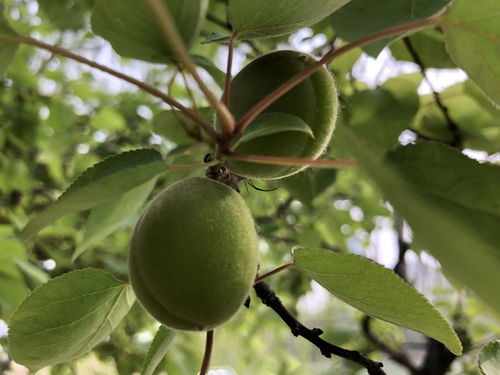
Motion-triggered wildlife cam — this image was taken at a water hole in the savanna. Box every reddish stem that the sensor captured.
[233,15,442,137]
[255,263,294,284]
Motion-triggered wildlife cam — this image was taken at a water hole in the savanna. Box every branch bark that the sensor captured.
[254,281,386,375]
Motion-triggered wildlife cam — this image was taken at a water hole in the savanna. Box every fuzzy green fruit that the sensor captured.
[129,177,258,331]
[226,50,338,179]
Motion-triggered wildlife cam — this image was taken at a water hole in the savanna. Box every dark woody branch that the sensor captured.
[254,281,386,375]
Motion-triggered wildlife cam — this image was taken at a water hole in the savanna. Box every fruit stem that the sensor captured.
[200,330,214,375]
[225,153,358,169]
[255,263,294,284]
[233,14,442,137]
[17,35,219,142]
[143,0,235,135]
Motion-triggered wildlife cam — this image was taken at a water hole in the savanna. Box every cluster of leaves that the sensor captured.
[0,0,499,374]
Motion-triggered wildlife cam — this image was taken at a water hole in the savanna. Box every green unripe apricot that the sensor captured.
[129,177,258,331]
[226,50,338,180]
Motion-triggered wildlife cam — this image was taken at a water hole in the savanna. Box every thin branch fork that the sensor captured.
[254,281,386,375]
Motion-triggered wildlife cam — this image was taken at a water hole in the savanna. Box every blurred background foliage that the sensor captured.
[0,0,499,374]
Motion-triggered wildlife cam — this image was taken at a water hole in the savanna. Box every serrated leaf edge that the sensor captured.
[291,248,463,355]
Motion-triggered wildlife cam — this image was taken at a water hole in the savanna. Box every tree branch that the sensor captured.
[18,35,218,141]
[254,281,386,375]
[402,37,462,148]
[361,316,418,373]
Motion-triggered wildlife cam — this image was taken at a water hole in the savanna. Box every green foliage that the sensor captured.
[0,13,19,75]
[228,0,350,39]
[8,268,135,372]
[331,0,450,55]
[479,340,500,375]
[141,326,176,375]
[21,149,165,240]
[231,112,314,149]
[1,0,499,373]
[293,248,462,355]
[442,0,500,106]
[91,0,208,62]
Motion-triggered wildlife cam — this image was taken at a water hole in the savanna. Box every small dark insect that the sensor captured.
[204,153,278,193]
[204,153,243,192]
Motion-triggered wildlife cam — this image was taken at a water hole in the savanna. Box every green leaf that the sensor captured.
[228,0,350,39]
[141,326,176,375]
[390,28,456,69]
[191,55,226,88]
[335,76,420,158]
[281,169,337,205]
[8,268,135,372]
[21,149,165,241]
[342,126,500,317]
[411,81,500,153]
[479,340,500,375]
[201,32,230,44]
[231,112,314,150]
[293,248,462,355]
[38,0,88,30]
[0,228,28,318]
[153,111,196,145]
[14,260,50,290]
[331,0,450,55]
[0,14,20,75]
[91,0,208,63]
[441,0,500,106]
[73,178,157,261]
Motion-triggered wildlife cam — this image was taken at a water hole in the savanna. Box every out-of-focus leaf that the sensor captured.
[0,14,20,75]
[293,248,462,355]
[191,55,226,87]
[14,260,50,290]
[228,0,350,39]
[21,149,165,240]
[342,127,500,316]
[91,0,208,62]
[479,340,500,375]
[331,0,450,55]
[9,269,135,372]
[441,0,500,106]
[281,169,337,205]
[390,28,456,69]
[38,0,88,30]
[73,178,157,261]
[141,326,176,375]
[334,75,420,158]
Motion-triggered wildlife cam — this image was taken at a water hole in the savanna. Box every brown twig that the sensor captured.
[402,37,462,148]
[254,281,386,375]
